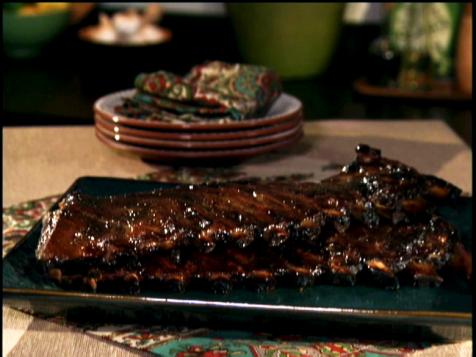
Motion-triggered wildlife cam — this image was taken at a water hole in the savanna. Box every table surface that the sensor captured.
[3,120,472,356]
[3,120,472,207]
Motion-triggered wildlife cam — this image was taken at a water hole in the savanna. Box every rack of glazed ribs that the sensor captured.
[36,145,472,293]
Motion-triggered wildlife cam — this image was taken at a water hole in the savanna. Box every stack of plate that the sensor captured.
[93,89,304,162]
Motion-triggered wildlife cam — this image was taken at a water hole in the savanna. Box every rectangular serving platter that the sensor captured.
[3,177,472,340]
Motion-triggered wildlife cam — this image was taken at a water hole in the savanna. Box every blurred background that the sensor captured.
[2,2,472,146]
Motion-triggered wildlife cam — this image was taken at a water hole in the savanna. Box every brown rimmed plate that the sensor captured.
[94,112,303,141]
[95,128,304,161]
[3,177,472,340]
[94,90,303,131]
[95,119,303,150]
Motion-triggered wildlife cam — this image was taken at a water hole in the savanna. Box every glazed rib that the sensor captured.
[36,145,460,266]
[48,215,463,293]
[35,144,468,293]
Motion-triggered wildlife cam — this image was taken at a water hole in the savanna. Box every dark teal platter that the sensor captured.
[3,177,472,340]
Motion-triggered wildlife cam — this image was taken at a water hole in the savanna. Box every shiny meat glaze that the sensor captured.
[324,144,461,221]
[48,216,465,293]
[36,181,356,264]
[36,145,461,266]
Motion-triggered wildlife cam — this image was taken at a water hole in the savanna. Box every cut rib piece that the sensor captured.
[36,182,355,264]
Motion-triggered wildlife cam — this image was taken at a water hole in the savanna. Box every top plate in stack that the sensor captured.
[93,89,304,162]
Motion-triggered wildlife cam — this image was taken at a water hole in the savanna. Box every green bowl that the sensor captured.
[228,3,344,79]
[3,9,70,58]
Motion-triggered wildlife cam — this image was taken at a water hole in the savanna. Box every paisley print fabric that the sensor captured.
[116,61,282,122]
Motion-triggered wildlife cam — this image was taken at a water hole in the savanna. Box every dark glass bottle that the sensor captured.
[365,12,401,87]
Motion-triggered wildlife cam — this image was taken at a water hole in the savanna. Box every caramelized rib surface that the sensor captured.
[36,144,467,292]
[51,216,459,292]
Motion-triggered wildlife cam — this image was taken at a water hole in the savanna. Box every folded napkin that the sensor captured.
[115,61,282,122]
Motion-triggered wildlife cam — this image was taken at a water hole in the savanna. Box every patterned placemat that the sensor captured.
[2,168,456,357]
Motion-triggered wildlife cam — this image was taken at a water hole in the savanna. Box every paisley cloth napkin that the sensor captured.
[115,61,282,122]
